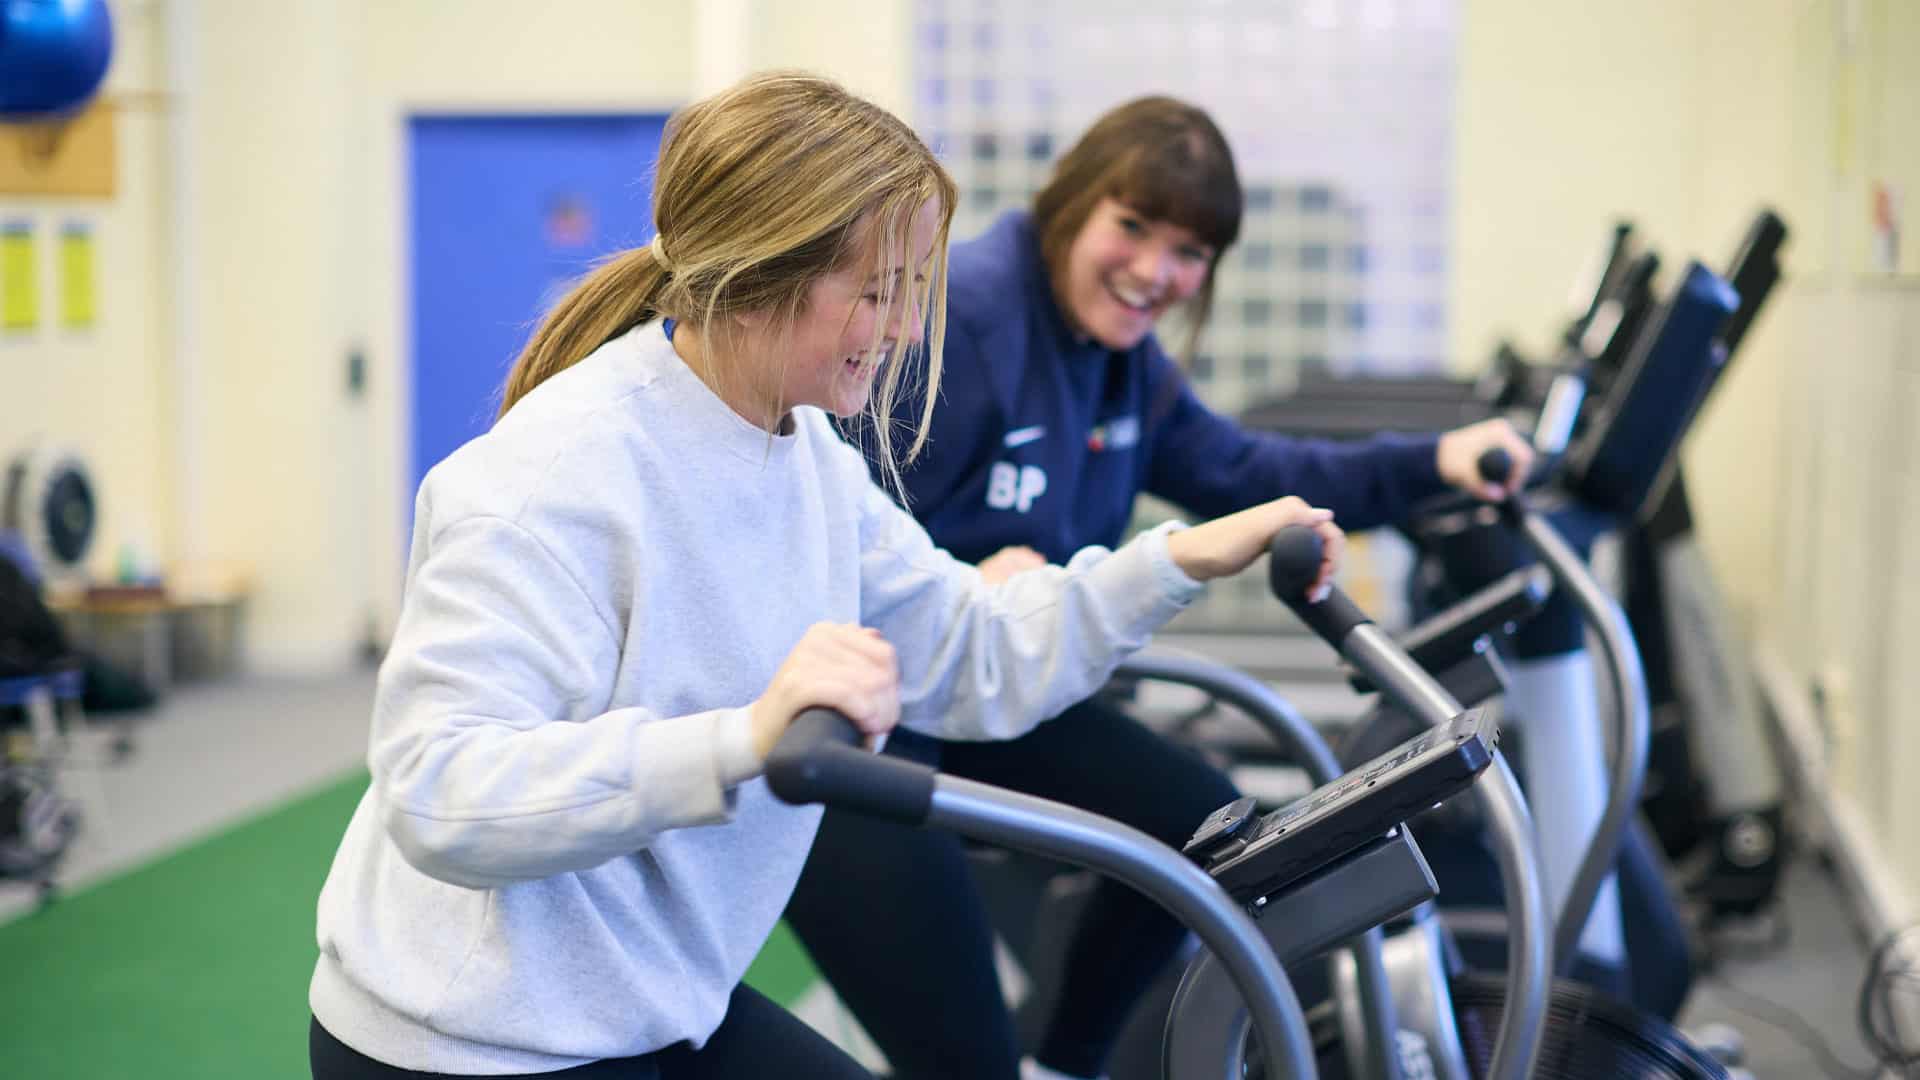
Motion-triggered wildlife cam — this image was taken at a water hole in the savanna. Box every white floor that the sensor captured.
[1682,862,1889,1078]
[0,669,376,923]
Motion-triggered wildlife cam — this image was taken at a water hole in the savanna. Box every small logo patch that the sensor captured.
[1087,415,1140,452]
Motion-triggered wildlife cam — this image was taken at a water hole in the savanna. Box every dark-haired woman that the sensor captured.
[786,95,1530,1080]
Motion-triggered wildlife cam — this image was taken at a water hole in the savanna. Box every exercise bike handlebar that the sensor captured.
[1449,440,1656,977]
[767,707,1320,1080]
[1269,527,1375,650]
[1478,447,1514,489]
[1427,426,1656,979]
[1270,524,1551,1080]
[1401,440,1547,524]
[1493,502,1654,977]
[1271,528,1461,726]
[764,708,937,825]
[1117,649,1406,1080]
[1119,651,1342,784]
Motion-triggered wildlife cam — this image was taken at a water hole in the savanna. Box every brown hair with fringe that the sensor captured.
[1032,96,1241,359]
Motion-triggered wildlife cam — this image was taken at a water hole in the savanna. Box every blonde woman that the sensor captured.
[307,73,1344,1080]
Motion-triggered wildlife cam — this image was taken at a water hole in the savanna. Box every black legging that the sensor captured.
[785,695,1239,1079]
[310,983,871,1079]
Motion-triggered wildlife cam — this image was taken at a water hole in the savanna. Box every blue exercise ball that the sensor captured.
[0,0,116,119]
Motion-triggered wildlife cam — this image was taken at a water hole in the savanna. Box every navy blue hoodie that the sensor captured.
[862,212,1448,565]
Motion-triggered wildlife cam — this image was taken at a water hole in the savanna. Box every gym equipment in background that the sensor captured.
[1242,210,1792,931]
[0,442,129,901]
[3,442,99,584]
[1260,519,1730,1079]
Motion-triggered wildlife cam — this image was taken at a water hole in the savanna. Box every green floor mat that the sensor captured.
[0,770,824,1079]
[0,770,371,1078]
[742,918,821,1006]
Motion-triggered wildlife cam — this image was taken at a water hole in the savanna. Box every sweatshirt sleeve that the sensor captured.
[368,514,751,889]
[1140,346,1448,531]
[854,477,1204,740]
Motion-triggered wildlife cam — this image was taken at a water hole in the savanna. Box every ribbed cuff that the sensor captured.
[712,707,763,789]
[1140,520,1205,604]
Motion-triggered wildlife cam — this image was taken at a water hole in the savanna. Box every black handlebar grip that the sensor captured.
[1268,523,1329,600]
[1268,525,1372,649]
[764,708,936,826]
[1478,446,1513,489]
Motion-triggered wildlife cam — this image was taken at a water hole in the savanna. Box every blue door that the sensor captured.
[408,114,668,502]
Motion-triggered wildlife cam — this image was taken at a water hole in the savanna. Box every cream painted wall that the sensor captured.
[356,0,693,644]
[358,0,693,109]
[1454,0,1914,636]
[174,0,366,669]
[1777,281,1920,884]
[1452,0,1805,636]
[0,0,172,583]
[751,1,915,114]
[1768,2,1920,891]
[10,0,892,670]
[3,0,912,669]
[356,0,905,638]
[1457,0,1920,894]
[6,0,701,671]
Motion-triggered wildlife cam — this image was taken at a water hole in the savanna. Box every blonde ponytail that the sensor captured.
[492,72,956,498]
[497,243,671,418]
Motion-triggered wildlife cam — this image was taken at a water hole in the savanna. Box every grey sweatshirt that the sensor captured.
[309,322,1204,1074]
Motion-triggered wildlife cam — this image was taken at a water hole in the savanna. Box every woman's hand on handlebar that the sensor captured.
[1437,418,1534,501]
[1168,496,1345,599]
[749,623,900,759]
